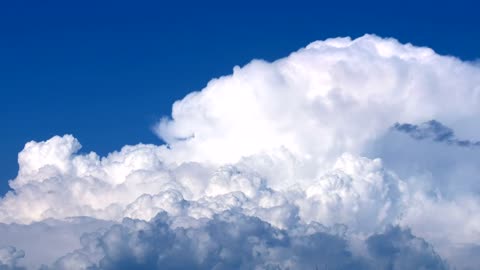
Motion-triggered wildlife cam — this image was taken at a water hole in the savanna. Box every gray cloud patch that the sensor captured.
[367,226,448,270]
[393,120,480,147]
[0,246,25,270]
[47,212,447,270]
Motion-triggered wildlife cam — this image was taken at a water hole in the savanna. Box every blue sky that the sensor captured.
[2,1,480,269]
[1,0,478,194]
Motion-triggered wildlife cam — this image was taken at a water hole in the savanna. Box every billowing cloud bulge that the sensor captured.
[1,35,480,269]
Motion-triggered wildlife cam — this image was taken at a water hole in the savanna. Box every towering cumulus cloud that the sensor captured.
[1,35,480,269]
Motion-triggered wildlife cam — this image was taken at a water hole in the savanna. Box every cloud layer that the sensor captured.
[1,34,480,269]
[52,212,447,270]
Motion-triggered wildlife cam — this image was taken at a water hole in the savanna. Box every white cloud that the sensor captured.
[155,35,480,166]
[1,34,480,269]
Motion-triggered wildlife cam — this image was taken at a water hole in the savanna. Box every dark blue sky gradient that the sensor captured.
[0,0,478,194]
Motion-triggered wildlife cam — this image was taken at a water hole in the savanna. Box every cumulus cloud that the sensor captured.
[50,212,447,270]
[0,246,25,270]
[366,226,447,270]
[0,218,113,269]
[154,35,480,167]
[1,34,480,269]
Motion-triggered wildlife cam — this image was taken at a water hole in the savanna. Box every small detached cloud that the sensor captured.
[393,120,480,147]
